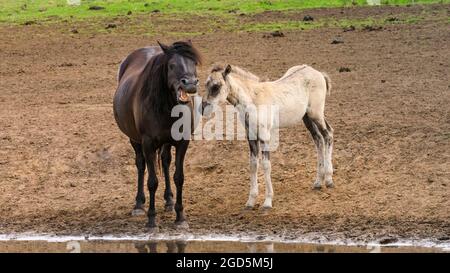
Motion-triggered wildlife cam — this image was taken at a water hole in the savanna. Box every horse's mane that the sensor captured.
[211,64,260,82]
[143,41,202,113]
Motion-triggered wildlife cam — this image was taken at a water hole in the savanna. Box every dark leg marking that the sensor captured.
[303,114,325,189]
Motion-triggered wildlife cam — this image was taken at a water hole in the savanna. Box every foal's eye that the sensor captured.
[169,64,175,70]
[210,84,221,95]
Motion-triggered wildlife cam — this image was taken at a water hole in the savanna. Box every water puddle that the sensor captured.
[0,234,448,253]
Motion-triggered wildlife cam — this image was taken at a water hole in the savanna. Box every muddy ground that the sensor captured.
[0,4,449,243]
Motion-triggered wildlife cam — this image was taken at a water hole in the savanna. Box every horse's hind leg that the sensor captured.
[302,115,325,189]
[322,119,334,188]
[161,144,174,212]
[130,140,146,216]
[311,117,334,188]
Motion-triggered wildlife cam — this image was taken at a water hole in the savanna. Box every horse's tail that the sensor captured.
[322,72,332,96]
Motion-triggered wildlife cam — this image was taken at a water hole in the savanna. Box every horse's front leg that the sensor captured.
[261,141,273,209]
[246,140,259,209]
[142,139,159,230]
[173,140,189,228]
[161,144,174,211]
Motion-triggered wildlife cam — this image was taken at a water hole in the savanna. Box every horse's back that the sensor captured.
[118,46,161,81]
[114,46,161,142]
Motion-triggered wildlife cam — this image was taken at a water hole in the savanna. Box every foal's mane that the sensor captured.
[143,41,202,113]
[211,64,260,82]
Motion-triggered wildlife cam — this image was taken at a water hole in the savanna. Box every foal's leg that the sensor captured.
[130,140,146,216]
[174,140,189,228]
[245,140,259,209]
[260,141,273,209]
[303,115,326,189]
[161,144,174,211]
[142,139,159,229]
[314,119,334,188]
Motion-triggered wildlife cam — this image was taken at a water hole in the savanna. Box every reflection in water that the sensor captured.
[135,241,341,253]
[247,243,275,253]
[0,238,446,253]
[135,241,187,253]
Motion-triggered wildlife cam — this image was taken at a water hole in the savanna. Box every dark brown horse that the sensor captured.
[113,41,201,229]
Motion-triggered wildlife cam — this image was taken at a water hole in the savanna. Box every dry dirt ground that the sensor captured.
[0,4,449,243]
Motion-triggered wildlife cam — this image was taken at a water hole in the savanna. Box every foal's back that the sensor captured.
[254,65,328,127]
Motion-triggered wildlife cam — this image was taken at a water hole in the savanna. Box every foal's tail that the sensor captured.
[322,72,332,96]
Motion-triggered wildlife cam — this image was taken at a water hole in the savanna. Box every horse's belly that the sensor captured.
[276,99,307,128]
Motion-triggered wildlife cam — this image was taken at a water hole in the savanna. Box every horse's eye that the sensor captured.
[169,64,175,70]
[210,84,221,95]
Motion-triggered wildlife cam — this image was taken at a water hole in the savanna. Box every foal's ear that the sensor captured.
[157,41,169,53]
[222,64,232,79]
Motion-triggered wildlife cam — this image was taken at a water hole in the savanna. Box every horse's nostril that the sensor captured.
[195,79,199,85]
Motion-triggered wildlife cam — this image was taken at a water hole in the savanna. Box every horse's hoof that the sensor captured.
[313,184,322,190]
[145,223,159,233]
[131,208,146,216]
[261,205,272,211]
[165,204,174,212]
[175,221,189,230]
[325,180,334,188]
[146,226,160,233]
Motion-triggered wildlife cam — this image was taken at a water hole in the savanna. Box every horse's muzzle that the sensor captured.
[180,77,199,94]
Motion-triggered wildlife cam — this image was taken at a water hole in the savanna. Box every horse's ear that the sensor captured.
[223,64,232,79]
[157,41,169,53]
[187,39,193,45]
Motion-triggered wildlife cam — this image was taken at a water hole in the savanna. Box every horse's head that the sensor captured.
[204,64,232,112]
[158,41,201,104]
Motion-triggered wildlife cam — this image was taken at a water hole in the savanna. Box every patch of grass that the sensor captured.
[1,0,448,24]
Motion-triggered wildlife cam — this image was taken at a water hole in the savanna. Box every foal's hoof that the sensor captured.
[175,221,189,230]
[131,208,146,216]
[326,181,335,188]
[312,183,322,190]
[244,205,255,211]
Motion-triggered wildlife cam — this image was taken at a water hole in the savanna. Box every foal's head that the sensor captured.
[156,41,202,104]
[204,64,233,107]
